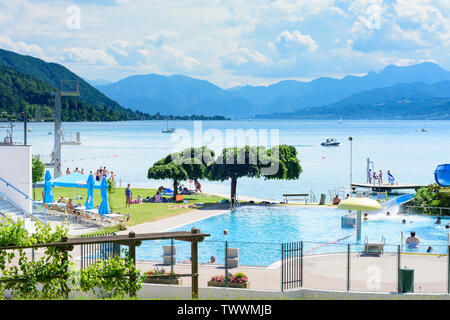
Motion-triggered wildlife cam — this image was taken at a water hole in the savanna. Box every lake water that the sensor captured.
[14,120,449,201]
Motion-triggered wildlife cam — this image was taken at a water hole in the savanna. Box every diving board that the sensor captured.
[351,182,425,192]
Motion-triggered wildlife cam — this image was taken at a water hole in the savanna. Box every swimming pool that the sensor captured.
[135,206,450,266]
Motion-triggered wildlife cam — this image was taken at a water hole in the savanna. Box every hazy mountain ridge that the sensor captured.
[256,81,450,119]
[95,62,450,118]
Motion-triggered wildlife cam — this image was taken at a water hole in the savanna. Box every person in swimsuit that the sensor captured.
[406,231,420,249]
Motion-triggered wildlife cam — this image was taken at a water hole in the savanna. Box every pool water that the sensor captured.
[135,206,450,266]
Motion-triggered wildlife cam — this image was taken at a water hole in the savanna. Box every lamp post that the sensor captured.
[349,137,353,195]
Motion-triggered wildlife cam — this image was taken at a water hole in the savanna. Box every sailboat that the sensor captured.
[162,120,176,133]
[338,117,343,124]
[416,120,428,132]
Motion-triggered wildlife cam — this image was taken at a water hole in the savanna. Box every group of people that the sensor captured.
[368,169,395,185]
[64,166,116,182]
[124,181,205,207]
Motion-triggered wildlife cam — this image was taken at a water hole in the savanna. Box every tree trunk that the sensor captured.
[230,177,237,206]
[173,179,178,200]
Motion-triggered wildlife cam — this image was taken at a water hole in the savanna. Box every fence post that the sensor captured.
[128,231,137,297]
[191,228,199,299]
[225,241,228,288]
[170,238,174,276]
[347,244,350,292]
[397,245,401,293]
[60,236,71,299]
[300,241,303,288]
[281,243,284,291]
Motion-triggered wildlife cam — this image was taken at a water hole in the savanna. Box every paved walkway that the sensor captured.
[135,252,449,293]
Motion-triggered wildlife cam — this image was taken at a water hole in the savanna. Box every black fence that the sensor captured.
[80,232,121,269]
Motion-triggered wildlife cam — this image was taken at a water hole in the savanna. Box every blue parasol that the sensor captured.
[98,177,110,215]
[85,174,95,210]
[43,170,54,204]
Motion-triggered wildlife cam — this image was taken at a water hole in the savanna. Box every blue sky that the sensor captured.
[0,0,449,87]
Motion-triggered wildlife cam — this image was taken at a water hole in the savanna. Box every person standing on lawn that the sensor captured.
[125,184,132,208]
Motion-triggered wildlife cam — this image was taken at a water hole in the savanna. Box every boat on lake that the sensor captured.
[162,120,176,133]
[321,137,340,146]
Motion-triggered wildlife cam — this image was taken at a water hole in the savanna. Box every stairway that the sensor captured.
[0,196,42,233]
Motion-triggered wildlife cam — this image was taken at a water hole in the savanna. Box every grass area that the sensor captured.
[34,187,227,227]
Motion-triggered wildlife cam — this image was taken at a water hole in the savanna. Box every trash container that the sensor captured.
[319,194,326,205]
[399,268,414,293]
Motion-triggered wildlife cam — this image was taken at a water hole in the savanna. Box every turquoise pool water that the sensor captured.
[135,206,450,266]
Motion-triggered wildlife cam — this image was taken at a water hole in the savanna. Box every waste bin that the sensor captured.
[398,268,414,293]
[319,194,326,205]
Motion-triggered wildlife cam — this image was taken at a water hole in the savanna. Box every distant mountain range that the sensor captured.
[1,47,449,120]
[95,74,253,116]
[95,62,450,118]
[256,81,450,120]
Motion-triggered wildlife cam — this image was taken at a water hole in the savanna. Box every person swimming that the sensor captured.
[435,217,442,224]
[363,213,369,221]
[406,231,420,249]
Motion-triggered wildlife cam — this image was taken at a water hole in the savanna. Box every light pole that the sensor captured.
[349,137,353,195]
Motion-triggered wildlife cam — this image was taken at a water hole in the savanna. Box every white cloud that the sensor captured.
[276,30,318,52]
[0,36,47,59]
[221,43,269,66]
[59,47,116,65]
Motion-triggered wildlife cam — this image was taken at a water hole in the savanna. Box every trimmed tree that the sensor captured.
[207,145,302,204]
[147,147,214,198]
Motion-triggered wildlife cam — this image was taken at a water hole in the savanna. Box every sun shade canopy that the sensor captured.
[51,172,102,189]
[338,197,381,211]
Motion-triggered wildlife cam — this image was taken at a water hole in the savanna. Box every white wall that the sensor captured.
[0,145,32,213]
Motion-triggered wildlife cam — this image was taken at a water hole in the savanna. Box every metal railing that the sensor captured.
[0,176,46,225]
[135,238,450,294]
[402,205,450,216]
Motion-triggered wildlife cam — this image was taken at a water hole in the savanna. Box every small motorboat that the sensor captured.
[321,137,340,146]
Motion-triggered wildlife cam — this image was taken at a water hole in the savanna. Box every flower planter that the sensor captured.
[144,277,183,285]
[207,281,249,289]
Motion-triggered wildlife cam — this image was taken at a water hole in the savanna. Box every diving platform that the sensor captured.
[351,182,425,192]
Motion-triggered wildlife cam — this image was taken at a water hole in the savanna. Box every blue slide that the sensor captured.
[434,164,450,187]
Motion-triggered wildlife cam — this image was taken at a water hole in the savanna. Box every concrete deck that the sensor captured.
[133,252,449,294]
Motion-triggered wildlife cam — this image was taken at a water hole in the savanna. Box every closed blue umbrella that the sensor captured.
[98,177,110,215]
[43,170,53,204]
[85,174,94,210]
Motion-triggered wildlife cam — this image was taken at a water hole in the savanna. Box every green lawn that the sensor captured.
[34,187,227,226]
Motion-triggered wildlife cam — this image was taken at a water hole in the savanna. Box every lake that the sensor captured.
[13,119,450,201]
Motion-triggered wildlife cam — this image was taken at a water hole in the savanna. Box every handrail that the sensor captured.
[0,190,27,221]
[404,205,450,210]
[0,176,46,224]
[0,176,32,201]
